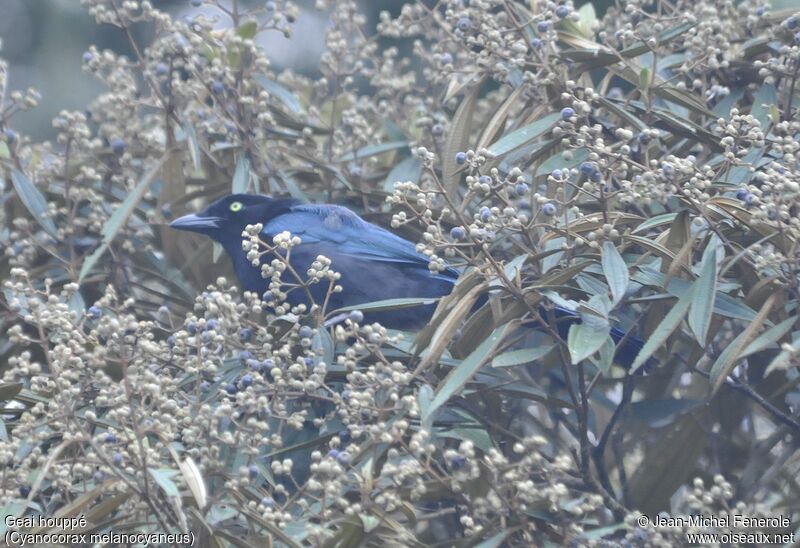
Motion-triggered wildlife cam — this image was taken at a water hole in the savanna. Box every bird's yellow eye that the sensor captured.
[229,201,243,212]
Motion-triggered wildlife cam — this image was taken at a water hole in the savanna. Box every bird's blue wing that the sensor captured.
[262,204,460,280]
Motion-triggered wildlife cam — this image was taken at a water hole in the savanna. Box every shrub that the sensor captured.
[1,0,799,545]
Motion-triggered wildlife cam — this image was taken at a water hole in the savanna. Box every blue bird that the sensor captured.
[170,194,646,368]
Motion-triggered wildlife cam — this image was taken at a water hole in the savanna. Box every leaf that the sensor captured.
[688,238,719,344]
[750,82,778,128]
[423,325,510,422]
[476,85,525,152]
[601,241,629,305]
[383,155,421,194]
[709,293,777,395]
[442,83,481,199]
[740,316,796,359]
[337,140,408,163]
[418,384,434,431]
[631,286,695,372]
[486,112,560,157]
[10,170,58,238]
[474,530,513,548]
[232,154,251,194]
[257,76,303,114]
[568,318,611,364]
[492,346,554,367]
[78,154,169,282]
[148,468,181,497]
[331,297,440,314]
[178,457,207,510]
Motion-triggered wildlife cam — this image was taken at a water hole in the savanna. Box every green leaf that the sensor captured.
[418,384,434,431]
[423,325,509,422]
[632,212,679,234]
[631,286,695,372]
[601,241,629,305]
[442,83,481,199]
[740,317,795,359]
[10,170,58,238]
[337,140,408,163]
[750,83,777,128]
[709,294,776,394]
[257,76,303,114]
[148,468,181,497]
[79,154,169,282]
[474,530,513,548]
[568,319,610,364]
[232,154,251,193]
[688,238,719,344]
[534,148,590,177]
[486,112,560,157]
[331,297,440,314]
[383,155,421,194]
[492,346,554,367]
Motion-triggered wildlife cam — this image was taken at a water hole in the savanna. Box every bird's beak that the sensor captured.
[169,213,225,234]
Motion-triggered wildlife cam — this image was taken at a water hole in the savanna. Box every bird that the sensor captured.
[170,193,647,368]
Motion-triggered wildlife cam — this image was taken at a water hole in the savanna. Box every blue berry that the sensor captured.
[788,16,798,29]
[167,335,176,348]
[551,169,562,179]
[104,433,117,443]
[5,129,17,143]
[225,383,238,395]
[200,381,210,392]
[113,453,124,466]
[211,80,225,94]
[450,226,466,240]
[794,31,800,44]
[298,325,313,338]
[110,138,126,154]
[431,123,444,135]
[744,193,756,206]
[542,203,557,216]
[349,165,362,178]
[187,321,198,334]
[160,204,173,218]
[736,188,749,200]
[88,306,102,318]
[479,207,492,222]
[590,171,603,182]
[531,38,543,48]
[82,51,93,63]
[247,358,260,370]
[755,7,765,16]
[262,291,274,303]
[205,319,219,331]
[304,357,314,367]
[239,350,253,361]
[155,62,169,76]
[537,20,550,33]
[241,374,253,388]
[327,449,340,459]
[260,496,274,507]
[456,16,472,31]
[19,486,31,498]
[478,175,492,185]
[515,182,529,196]
[767,208,779,220]
[561,107,575,120]
[638,132,651,144]
[348,310,364,323]
[661,162,674,174]
[248,465,259,478]
[580,162,596,175]
[450,455,467,470]
[336,451,352,465]
[555,5,569,18]
[339,429,352,443]
[239,328,253,342]
[440,53,453,65]
[455,151,468,165]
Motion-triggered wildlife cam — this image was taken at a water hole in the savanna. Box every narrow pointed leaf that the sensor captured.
[631,286,695,372]
[486,112,560,157]
[232,154,251,193]
[688,239,719,344]
[423,325,509,422]
[601,241,629,305]
[10,170,58,238]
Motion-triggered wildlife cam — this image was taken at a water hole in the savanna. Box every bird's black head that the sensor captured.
[169,194,296,242]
